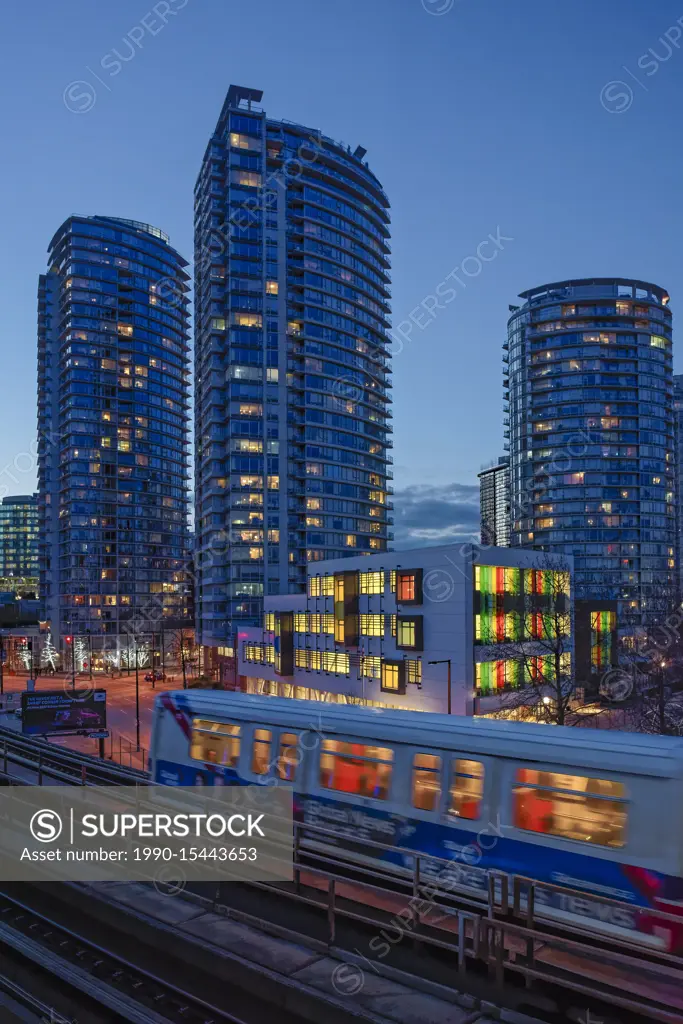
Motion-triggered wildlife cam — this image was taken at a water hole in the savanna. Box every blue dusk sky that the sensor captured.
[1,0,682,547]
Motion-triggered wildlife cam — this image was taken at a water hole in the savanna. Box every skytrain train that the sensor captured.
[150,690,683,949]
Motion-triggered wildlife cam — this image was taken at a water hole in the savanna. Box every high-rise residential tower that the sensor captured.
[37,216,191,662]
[194,85,393,651]
[507,278,675,636]
[478,457,510,547]
[0,495,39,595]
[674,373,683,601]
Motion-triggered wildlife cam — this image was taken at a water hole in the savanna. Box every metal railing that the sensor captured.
[233,821,683,1023]
[0,727,148,787]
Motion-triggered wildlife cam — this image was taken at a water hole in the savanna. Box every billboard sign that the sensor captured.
[20,690,107,736]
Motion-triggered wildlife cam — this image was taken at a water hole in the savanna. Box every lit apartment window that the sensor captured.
[266,280,278,295]
[359,571,384,594]
[359,614,384,637]
[397,573,415,602]
[231,170,262,188]
[308,575,334,597]
[361,656,382,679]
[230,132,261,150]
[397,620,415,647]
[396,616,423,651]
[406,660,422,684]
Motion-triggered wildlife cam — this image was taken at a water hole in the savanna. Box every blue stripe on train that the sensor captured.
[153,756,673,927]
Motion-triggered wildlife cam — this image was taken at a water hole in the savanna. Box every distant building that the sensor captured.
[37,216,192,665]
[674,374,683,600]
[507,278,675,637]
[236,543,572,717]
[478,458,509,546]
[0,495,38,581]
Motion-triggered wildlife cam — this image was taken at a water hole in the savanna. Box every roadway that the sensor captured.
[0,669,189,770]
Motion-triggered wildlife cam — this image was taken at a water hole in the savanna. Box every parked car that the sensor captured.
[144,670,165,682]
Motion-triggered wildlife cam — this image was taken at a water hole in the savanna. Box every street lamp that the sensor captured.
[65,636,74,690]
[428,659,452,715]
[134,638,140,751]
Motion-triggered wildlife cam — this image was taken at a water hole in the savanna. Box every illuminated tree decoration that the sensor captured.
[40,633,60,670]
[17,640,31,671]
[74,637,88,671]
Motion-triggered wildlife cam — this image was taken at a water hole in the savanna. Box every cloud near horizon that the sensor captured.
[391,481,480,550]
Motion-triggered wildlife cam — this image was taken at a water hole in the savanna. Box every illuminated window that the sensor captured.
[322,651,349,674]
[650,335,668,349]
[251,729,272,775]
[381,661,402,692]
[232,312,262,328]
[361,655,381,679]
[190,719,240,768]
[396,618,419,649]
[412,754,441,811]
[448,760,484,820]
[264,612,275,632]
[230,132,260,150]
[512,769,626,847]
[359,571,384,594]
[294,613,308,632]
[406,660,422,685]
[231,170,262,188]
[277,733,298,781]
[359,613,384,637]
[308,575,334,597]
[320,740,393,799]
[266,280,278,295]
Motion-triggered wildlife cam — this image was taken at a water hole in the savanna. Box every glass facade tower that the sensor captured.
[37,216,191,657]
[478,457,510,546]
[507,278,675,636]
[0,495,39,580]
[194,85,393,648]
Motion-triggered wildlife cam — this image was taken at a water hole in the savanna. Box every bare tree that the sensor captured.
[480,556,598,726]
[606,634,683,736]
[167,628,196,689]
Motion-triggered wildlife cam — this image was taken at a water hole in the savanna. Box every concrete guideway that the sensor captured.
[47,879,547,1024]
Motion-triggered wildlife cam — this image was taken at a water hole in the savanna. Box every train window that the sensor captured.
[448,759,484,820]
[190,719,241,768]
[319,740,393,800]
[412,754,441,811]
[512,769,627,848]
[277,732,299,781]
[252,728,272,775]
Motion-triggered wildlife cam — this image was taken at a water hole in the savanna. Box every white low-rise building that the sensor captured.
[235,544,573,716]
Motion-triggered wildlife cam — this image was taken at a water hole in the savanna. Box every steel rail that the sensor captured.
[0,890,253,1024]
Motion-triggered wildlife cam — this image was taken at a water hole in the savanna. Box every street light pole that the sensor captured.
[428,659,452,715]
[135,638,140,751]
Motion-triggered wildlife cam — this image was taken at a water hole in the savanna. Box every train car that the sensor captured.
[150,690,683,950]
